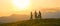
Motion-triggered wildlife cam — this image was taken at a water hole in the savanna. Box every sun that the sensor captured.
[12,0,30,10]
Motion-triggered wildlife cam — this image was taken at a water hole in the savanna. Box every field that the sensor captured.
[0,19,60,26]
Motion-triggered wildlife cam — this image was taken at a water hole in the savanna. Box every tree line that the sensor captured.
[30,11,42,20]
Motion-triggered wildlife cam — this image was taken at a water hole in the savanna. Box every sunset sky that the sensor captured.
[0,0,60,16]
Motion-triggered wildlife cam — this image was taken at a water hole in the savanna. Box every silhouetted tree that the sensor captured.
[34,11,38,19]
[30,12,33,20]
[38,11,42,19]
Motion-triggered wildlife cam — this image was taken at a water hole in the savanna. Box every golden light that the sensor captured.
[12,0,31,10]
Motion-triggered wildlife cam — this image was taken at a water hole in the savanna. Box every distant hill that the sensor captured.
[0,14,29,23]
[41,8,60,19]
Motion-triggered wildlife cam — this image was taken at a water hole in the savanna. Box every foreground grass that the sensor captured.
[0,19,60,26]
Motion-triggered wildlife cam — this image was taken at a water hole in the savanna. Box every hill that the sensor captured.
[0,14,29,23]
[0,19,60,26]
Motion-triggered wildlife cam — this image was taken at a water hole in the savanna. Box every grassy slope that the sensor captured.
[0,19,60,26]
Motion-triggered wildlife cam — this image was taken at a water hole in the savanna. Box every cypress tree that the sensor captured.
[34,11,38,19]
[30,12,33,20]
[38,11,41,19]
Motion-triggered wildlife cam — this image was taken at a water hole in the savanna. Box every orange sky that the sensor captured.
[0,0,60,16]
